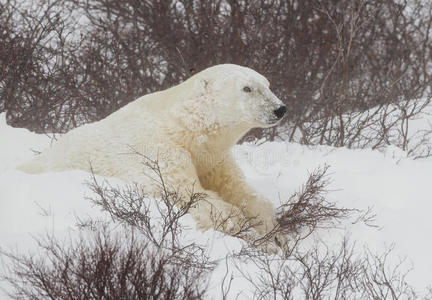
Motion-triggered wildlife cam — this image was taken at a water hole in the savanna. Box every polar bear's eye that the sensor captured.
[243,86,252,93]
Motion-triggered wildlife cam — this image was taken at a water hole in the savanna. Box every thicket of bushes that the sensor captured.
[1,0,431,156]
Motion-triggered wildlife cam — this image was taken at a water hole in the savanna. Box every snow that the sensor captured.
[0,114,50,173]
[1,112,432,298]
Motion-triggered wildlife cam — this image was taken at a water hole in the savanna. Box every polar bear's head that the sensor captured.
[191,64,286,129]
[173,64,286,143]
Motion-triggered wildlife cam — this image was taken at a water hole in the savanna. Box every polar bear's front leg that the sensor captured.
[173,178,262,240]
[146,149,259,239]
[198,155,277,237]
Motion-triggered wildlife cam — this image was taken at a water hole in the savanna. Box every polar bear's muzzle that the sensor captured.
[250,87,286,127]
[273,105,286,120]
[266,105,286,125]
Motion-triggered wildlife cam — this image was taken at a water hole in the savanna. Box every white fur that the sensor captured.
[18,64,285,240]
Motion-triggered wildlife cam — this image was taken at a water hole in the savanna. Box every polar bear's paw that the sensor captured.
[209,207,256,237]
[190,201,258,237]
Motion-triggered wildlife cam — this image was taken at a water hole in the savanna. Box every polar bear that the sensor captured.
[19,64,286,246]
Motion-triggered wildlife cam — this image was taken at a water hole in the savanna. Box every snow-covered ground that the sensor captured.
[1,112,431,298]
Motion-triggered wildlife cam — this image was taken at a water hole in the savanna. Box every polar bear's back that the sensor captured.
[18,89,178,177]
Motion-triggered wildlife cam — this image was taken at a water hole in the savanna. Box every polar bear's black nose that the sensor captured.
[274,106,286,119]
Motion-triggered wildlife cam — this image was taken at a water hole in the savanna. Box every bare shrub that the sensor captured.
[1,226,210,300]
[286,94,432,159]
[231,238,419,300]
[86,173,203,250]
[282,1,432,158]
[252,165,376,252]
[359,245,417,299]
[275,165,350,235]
[0,0,85,132]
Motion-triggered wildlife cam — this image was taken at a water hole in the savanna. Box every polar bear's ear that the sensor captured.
[193,78,210,95]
